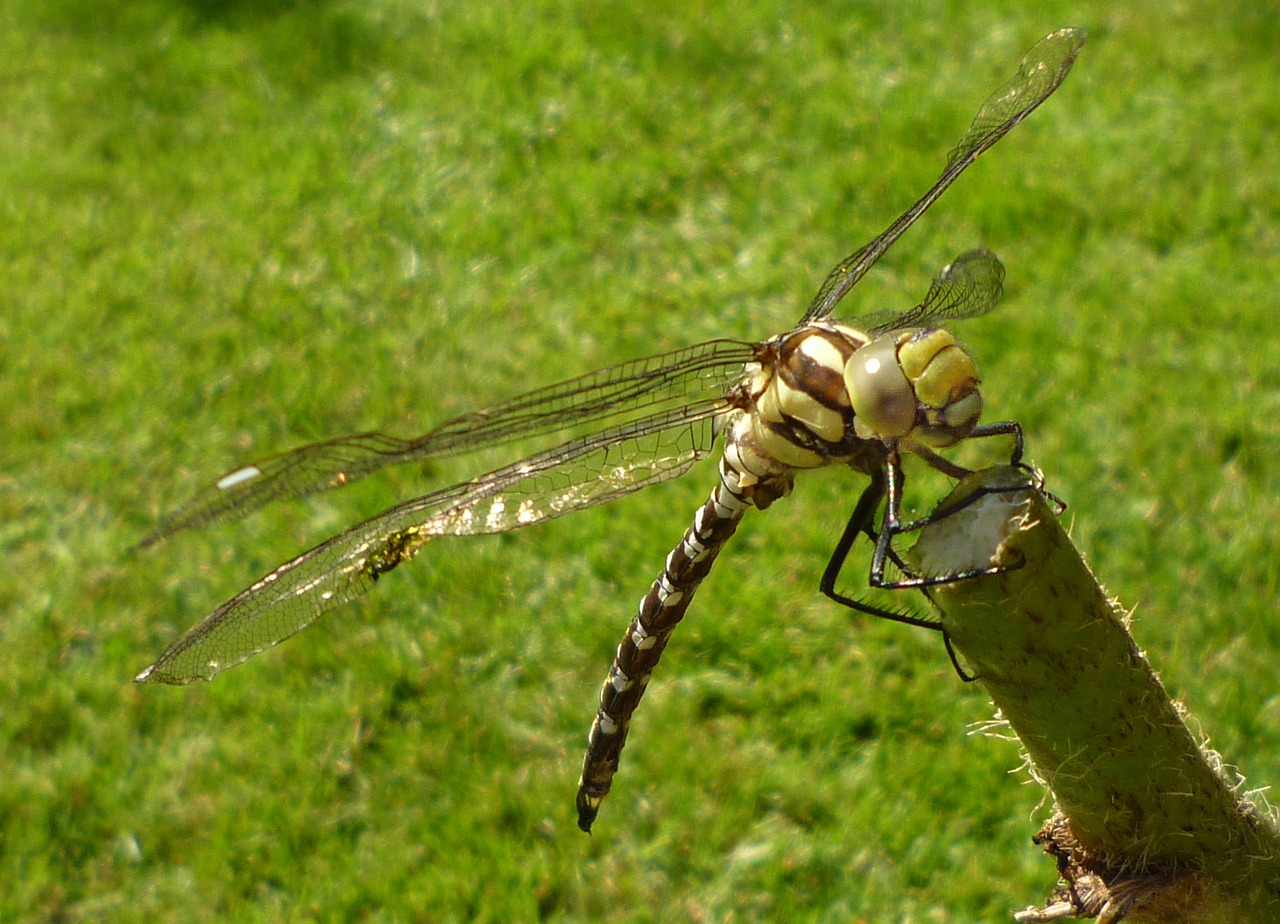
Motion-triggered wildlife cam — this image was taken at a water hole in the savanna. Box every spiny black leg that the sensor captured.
[896,474,1040,536]
[876,455,986,680]
[821,425,1055,680]
[942,622,977,683]
[874,451,1059,592]
[867,446,910,587]
[821,462,972,680]
[970,419,1024,465]
[872,482,1034,591]
[861,449,1007,593]
[821,428,1061,679]
[819,474,884,599]
[821,473,941,631]
[968,420,1066,514]
[895,420,1030,534]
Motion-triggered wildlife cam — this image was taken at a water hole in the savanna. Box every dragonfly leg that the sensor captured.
[974,419,1024,465]
[872,451,1040,591]
[820,470,940,630]
[820,437,1057,680]
[820,463,978,678]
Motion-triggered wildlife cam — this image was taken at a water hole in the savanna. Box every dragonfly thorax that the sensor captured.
[730,322,983,483]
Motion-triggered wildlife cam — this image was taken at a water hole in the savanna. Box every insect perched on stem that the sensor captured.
[138,28,1085,832]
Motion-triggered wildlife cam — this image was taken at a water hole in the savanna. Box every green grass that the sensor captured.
[3,1,1277,921]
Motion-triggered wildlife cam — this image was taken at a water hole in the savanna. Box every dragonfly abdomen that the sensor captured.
[575,454,791,832]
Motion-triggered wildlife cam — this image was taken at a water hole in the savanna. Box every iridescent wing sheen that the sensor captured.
[136,397,740,684]
[799,27,1085,325]
[139,339,756,547]
[867,248,1005,334]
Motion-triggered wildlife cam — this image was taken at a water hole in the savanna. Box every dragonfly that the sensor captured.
[136,28,1085,833]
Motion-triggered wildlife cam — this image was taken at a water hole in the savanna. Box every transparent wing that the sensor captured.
[139,339,757,547]
[800,27,1085,325]
[135,400,731,684]
[866,248,1005,334]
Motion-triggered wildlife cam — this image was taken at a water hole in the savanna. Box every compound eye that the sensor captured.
[846,336,915,440]
[898,330,982,448]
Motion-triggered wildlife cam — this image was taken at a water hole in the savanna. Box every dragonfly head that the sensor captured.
[846,327,982,450]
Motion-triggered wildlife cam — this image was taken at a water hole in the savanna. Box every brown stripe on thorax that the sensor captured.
[745,325,874,467]
[774,326,862,411]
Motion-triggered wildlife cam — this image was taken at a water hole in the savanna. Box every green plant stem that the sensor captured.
[912,466,1280,922]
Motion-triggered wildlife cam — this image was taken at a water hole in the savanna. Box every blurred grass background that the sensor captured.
[2,0,1277,921]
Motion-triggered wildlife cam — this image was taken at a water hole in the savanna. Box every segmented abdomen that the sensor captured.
[575,455,754,832]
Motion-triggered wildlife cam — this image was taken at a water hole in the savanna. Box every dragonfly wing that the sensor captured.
[136,401,731,684]
[800,27,1085,325]
[139,340,755,546]
[135,432,417,549]
[868,249,1005,333]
